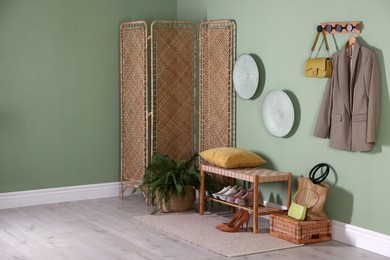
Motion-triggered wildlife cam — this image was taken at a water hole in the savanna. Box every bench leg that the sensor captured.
[253,175,259,234]
[199,165,205,215]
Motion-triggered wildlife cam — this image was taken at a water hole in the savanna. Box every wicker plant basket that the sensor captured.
[156,186,196,213]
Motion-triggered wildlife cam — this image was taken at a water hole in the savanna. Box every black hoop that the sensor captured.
[309,163,330,184]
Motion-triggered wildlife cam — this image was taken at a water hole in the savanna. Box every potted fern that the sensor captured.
[133,153,217,214]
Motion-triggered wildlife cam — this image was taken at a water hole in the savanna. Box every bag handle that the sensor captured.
[293,188,313,206]
[309,30,330,58]
[309,163,330,184]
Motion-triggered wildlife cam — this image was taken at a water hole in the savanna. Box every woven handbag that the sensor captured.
[304,30,333,78]
[297,177,329,220]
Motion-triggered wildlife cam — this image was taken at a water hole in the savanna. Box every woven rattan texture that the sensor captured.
[120,21,148,187]
[199,20,236,154]
[202,164,291,183]
[270,214,332,244]
[151,21,197,162]
[157,186,196,213]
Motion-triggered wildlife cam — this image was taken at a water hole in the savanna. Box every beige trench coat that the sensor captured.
[314,40,381,152]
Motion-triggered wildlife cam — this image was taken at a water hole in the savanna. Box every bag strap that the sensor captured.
[293,188,313,205]
[309,163,330,184]
[310,32,321,53]
[309,30,330,58]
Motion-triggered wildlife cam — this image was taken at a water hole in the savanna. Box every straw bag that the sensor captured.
[296,177,329,220]
[304,29,333,78]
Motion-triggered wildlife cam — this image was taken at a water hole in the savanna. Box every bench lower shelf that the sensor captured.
[206,196,287,215]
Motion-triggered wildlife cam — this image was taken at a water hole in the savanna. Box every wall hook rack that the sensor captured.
[318,21,362,34]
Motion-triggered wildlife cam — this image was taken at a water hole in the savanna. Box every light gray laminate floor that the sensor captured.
[0,195,388,260]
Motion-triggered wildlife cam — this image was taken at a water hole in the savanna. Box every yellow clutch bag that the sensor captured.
[304,29,333,78]
[304,58,333,78]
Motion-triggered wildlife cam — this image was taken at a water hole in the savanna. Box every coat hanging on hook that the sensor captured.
[313,37,381,152]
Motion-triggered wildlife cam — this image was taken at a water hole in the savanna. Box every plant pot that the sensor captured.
[157,186,196,213]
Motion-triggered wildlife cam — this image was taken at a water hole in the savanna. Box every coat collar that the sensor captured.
[338,39,362,116]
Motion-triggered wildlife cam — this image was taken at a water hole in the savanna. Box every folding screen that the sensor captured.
[151,21,197,162]
[120,20,235,194]
[119,21,148,197]
[199,20,236,153]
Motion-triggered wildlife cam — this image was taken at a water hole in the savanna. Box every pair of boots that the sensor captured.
[215,209,250,232]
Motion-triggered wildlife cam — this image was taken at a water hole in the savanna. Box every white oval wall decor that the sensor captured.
[233,54,259,99]
[262,90,295,137]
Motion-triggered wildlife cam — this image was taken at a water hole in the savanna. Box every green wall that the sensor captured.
[178,0,390,235]
[1,0,389,237]
[0,0,176,192]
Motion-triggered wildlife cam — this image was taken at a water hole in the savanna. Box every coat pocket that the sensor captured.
[352,114,367,122]
[331,113,342,122]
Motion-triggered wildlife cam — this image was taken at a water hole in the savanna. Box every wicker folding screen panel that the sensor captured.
[199,20,236,153]
[151,21,197,162]
[120,21,148,197]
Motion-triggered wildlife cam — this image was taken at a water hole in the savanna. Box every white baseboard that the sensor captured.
[1,187,389,257]
[0,182,132,210]
[332,220,390,258]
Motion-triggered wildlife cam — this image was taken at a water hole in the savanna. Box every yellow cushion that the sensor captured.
[199,147,266,169]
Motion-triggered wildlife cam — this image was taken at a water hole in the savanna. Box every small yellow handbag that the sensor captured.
[287,201,307,221]
[304,30,333,78]
[288,188,312,221]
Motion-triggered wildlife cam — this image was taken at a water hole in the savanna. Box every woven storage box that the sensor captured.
[270,214,332,244]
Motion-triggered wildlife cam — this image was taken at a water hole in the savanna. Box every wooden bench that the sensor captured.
[199,163,292,233]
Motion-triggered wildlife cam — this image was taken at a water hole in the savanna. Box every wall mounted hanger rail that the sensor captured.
[318,21,362,34]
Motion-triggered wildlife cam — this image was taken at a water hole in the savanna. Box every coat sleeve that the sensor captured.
[366,51,381,144]
[313,75,334,139]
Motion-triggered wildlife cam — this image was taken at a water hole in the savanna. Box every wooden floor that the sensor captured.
[0,195,387,260]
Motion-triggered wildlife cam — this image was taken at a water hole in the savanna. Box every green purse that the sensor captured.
[288,188,312,221]
[304,30,333,78]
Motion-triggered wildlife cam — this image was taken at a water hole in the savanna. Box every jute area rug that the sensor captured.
[133,211,301,258]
